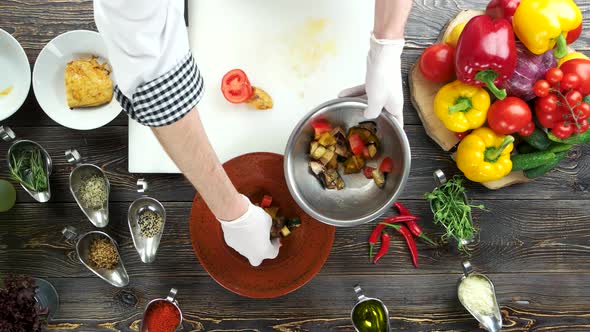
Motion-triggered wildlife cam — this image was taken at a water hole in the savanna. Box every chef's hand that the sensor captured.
[218,195,280,267]
[339,35,405,127]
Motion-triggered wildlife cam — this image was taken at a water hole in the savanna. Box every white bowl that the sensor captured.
[33,30,121,130]
[0,29,31,121]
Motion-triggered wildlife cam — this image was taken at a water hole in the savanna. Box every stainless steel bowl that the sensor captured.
[284,98,411,227]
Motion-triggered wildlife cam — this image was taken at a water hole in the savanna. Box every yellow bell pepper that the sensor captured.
[558,52,589,67]
[513,0,582,58]
[434,80,490,133]
[445,22,466,48]
[456,127,514,183]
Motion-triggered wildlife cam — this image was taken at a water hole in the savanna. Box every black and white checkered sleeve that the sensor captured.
[114,52,204,127]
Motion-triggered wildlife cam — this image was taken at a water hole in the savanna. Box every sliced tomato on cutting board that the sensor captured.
[221,69,254,103]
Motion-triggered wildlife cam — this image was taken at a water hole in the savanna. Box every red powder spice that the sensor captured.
[142,300,181,332]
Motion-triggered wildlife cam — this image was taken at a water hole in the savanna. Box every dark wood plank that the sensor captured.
[1,125,589,203]
[40,274,590,331]
[2,200,590,278]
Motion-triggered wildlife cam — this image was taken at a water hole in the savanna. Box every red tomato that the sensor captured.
[311,119,332,137]
[536,94,558,113]
[518,122,535,137]
[533,80,551,97]
[552,122,575,139]
[221,69,253,103]
[363,167,375,179]
[561,73,580,91]
[379,157,393,173]
[487,97,532,134]
[577,119,589,133]
[565,90,583,107]
[260,195,273,208]
[566,24,583,45]
[418,44,456,83]
[545,68,564,85]
[560,59,590,96]
[576,102,590,120]
[535,108,558,128]
[349,134,365,156]
[455,131,469,140]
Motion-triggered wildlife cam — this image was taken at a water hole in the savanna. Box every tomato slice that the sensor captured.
[310,119,333,137]
[379,157,393,173]
[260,195,273,208]
[221,69,253,104]
[363,167,375,179]
[349,134,365,156]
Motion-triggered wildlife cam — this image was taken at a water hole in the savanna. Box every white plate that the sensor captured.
[0,29,31,122]
[33,30,121,130]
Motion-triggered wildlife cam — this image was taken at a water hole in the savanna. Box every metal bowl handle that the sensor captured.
[433,169,447,186]
[462,260,473,277]
[65,149,82,166]
[0,125,16,142]
[137,178,148,193]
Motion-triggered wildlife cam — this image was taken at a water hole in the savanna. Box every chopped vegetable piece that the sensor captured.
[319,149,335,166]
[286,217,302,229]
[362,146,370,159]
[264,207,279,219]
[260,195,272,208]
[280,226,291,237]
[271,216,286,238]
[349,133,365,156]
[372,169,385,188]
[246,86,273,110]
[221,69,253,103]
[318,132,337,147]
[363,167,375,179]
[323,169,345,190]
[367,144,377,159]
[358,121,377,134]
[309,161,325,176]
[311,145,326,160]
[330,127,347,142]
[310,141,319,156]
[311,119,333,139]
[327,154,338,169]
[335,143,350,158]
[348,127,380,147]
[343,156,365,174]
[379,157,393,173]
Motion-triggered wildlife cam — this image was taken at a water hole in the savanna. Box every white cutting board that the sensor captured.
[129,0,374,173]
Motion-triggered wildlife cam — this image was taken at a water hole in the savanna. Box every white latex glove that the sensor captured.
[339,35,405,126]
[218,195,280,267]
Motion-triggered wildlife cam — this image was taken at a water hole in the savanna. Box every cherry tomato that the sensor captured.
[533,80,551,97]
[565,90,583,107]
[545,68,564,85]
[560,59,590,96]
[518,122,535,137]
[536,94,558,113]
[455,131,469,140]
[363,167,375,179]
[418,44,456,83]
[576,119,589,133]
[566,23,583,45]
[560,73,580,91]
[576,102,590,120]
[221,69,253,103]
[552,122,575,139]
[488,97,532,134]
[535,108,558,128]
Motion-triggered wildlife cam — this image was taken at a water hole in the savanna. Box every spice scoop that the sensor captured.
[62,226,129,287]
[140,288,183,332]
[128,179,166,263]
[65,149,110,228]
[351,285,390,332]
[458,261,502,332]
[1,125,52,203]
[430,169,474,248]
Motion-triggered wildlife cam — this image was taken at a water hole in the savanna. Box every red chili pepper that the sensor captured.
[368,223,386,261]
[372,232,390,264]
[485,0,521,24]
[455,15,517,100]
[405,220,437,246]
[383,215,420,224]
[394,202,411,216]
[380,223,419,268]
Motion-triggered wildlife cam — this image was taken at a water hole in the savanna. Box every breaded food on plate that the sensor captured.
[65,57,113,108]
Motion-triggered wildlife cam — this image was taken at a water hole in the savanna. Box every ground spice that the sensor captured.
[79,175,107,209]
[138,210,163,238]
[143,301,180,332]
[88,237,119,269]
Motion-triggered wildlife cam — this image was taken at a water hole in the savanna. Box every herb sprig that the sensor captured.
[424,175,485,251]
[9,148,48,192]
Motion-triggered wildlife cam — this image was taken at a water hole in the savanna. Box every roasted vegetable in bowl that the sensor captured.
[257,195,301,238]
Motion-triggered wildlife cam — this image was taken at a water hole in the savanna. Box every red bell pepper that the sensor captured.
[485,0,521,24]
[455,15,517,100]
[311,119,332,137]
[566,23,582,45]
[349,134,365,156]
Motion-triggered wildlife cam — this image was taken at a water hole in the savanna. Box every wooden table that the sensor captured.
[1,1,590,331]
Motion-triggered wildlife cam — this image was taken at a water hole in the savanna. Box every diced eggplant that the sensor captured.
[343,156,365,174]
[358,121,377,134]
[324,169,345,190]
[335,176,345,190]
[367,144,377,159]
[286,217,302,229]
[270,216,286,238]
[348,127,380,148]
[327,154,338,169]
[311,145,327,160]
[372,169,385,188]
[310,141,319,156]
[330,127,347,143]
[320,149,335,166]
[264,207,280,219]
[309,161,326,176]
[335,142,351,158]
[318,132,337,147]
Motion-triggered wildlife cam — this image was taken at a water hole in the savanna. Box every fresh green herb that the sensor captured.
[424,175,485,251]
[8,148,48,192]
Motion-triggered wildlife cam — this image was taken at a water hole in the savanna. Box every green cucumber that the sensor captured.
[524,151,568,179]
[511,151,556,171]
[517,142,537,154]
[548,131,590,145]
[519,129,552,151]
[546,142,573,153]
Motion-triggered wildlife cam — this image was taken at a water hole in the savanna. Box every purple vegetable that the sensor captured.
[501,42,557,101]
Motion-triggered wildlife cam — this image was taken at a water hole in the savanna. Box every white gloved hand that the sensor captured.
[339,35,405,126]
[218,195,280,267]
